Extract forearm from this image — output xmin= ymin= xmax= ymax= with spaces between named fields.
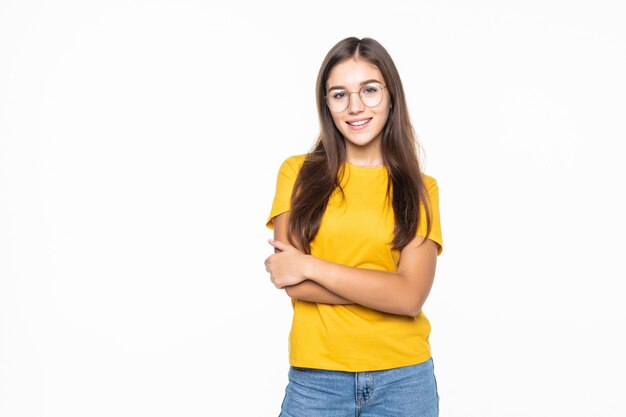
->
xmin=272 ymin=211 xmax=351 ymax=306
xmin=284 ymin=280 xmax=353 ymax=304
xmin=304 ymin=257 xmax=428 ymax=317
xmin=268 ymin=212 xmax=435 ymax=315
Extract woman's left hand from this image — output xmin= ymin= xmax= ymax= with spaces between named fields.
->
xmin=265 ymin=239 xmax=311 ymax=288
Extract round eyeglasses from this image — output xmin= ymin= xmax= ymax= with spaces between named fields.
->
xmin=325 ymin=83 xmax=388 ymax=113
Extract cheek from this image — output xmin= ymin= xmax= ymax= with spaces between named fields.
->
xmin=331 ymin=114 xmax=345 ymax=130
xmin=374 ymin=108 xmax=391 ymax=127
xmin=372 ymin=97 xmax=391 ymax=118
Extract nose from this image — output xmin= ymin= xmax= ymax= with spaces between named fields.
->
xmin=347 ymin=91 xmax=365 ymax=114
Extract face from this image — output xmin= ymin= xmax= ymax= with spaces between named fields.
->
xmin=325 ymin=57 xmax=391 ymax=153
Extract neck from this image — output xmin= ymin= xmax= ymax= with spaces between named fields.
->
xmin=345 ymin=142 xmax=382 ymax=168
xmin=347 ymin=160 xmax=383 ymax=168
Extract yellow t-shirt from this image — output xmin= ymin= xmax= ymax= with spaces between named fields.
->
xmin=266 ymin=154 xmax=443 ymax=372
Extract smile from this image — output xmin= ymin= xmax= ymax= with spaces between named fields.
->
xmin=347 ymin=118 xmax=372 ymax=127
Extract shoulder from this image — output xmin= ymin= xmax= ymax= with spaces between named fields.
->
xmin=278 ymin=154 xmax=308 ymax=176
xmin=420 ymin=173 xmax=439 ymax=191
xmin=282 ymin=153 xmax=308 ymax=168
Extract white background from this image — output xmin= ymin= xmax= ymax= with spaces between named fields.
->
xmin=1 ymin=1 xmax=625 ymax=416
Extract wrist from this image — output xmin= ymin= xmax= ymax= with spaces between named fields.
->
xmin=303 ymin=254 xmax=317 ymax=280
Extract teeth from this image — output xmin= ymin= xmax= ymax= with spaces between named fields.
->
xmin=348 ymin=119 xmax=370 ymax=126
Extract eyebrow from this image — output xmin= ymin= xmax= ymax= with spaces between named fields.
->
xmin=327 ymin=79 xmax=383 ymax=92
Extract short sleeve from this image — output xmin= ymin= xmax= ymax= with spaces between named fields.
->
xmin=416 ymin=176 xmax=443 ymax=255
xmin=266 ymin=156 xmax=304 ymax=229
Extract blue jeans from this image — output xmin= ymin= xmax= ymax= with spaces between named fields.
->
xmin=278 ymin=358 xmax=439 ymax=417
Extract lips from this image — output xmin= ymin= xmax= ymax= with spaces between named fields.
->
xmin=346 ymin=118 xmax=372 ymax=127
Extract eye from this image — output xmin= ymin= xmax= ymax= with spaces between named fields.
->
xmin=331 ymin=90 xmax=348 ymax=100
xmin=362 ymin=85 xmax=380 ymax=95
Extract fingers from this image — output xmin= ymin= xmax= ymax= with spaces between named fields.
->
xmin=265 ymin=246 xmax=288 ymax=289
xmin=268 ymin=239 xmax=290 ymax=252
xmin=264 ymin=256 xmax=279 ymax=287
xmin=267 ymin=270 xmax=283 ymax=289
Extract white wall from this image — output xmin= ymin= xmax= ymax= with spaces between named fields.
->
xmin=1 ymin=1 xmax=625 ymax=416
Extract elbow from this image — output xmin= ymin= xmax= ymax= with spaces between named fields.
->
xmin=400 ymin=283 xmax=432 ymax=317
xmin=402 ymin=298 xmax=425 ymax=318
xmin=284 ymin=285 xmax=299 ymax=299
xmin=391 ymin=300 xmax=421 ymax=317
xmin=404 ymin=305 xmax=422 ymax=318
xmin=408 ymin=308 xmax=422 ymax=318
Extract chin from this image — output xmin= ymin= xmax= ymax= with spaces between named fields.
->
xmin=344 ymin=133 xmax=377 ymax=147
xmin=349 ymin=140 xmax=375 ymax=148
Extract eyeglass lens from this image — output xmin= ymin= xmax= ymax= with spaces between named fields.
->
xmin=326 ymin=84 xmax=384 ymax=112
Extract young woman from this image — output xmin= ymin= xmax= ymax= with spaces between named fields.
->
xmin=264 ymin=37 xmax=443 ymax=417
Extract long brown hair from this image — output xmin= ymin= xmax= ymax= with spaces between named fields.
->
xmin=289 ymin=37 xmax=432 ymax=254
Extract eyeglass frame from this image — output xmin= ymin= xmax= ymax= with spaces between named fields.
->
xmin=324 ymin=83 xmax=388 ymax=112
